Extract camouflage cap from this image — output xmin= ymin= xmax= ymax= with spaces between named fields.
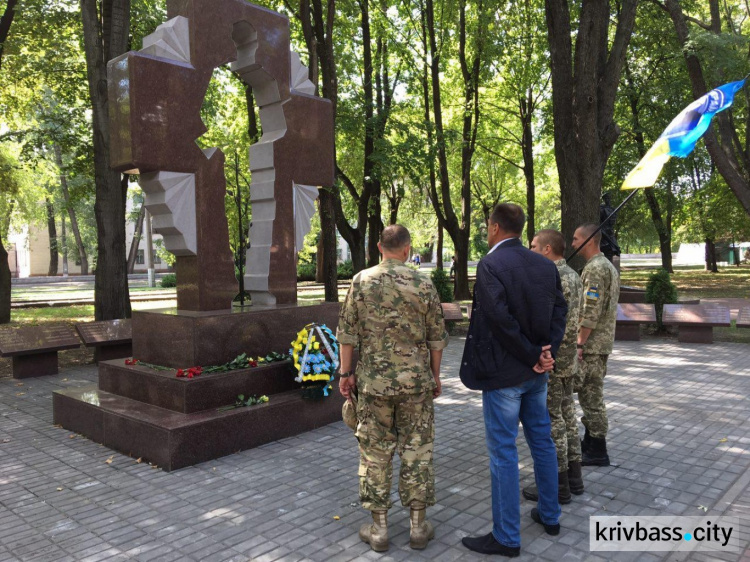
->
xmin=342 ymin=394 xmax=358 ymax=431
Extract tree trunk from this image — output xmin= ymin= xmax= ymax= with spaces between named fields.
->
xmin=315 ymin=232 xmax=324 ymax=283
xmin=361 ymin=0 xmax=379 ymax=270
xmin=127 ymin=203 xmax=145 ymax=273
xmin=81 ymin=0 xmax=131 ymax=319
xmin=624 ymin=68 xmax=673 ymax=272
xmin=300 ymin=0 xmax=348 ymax=300
xmin=423 ymin=0 xmax=478 ymax=300
xmin=55 ymin=145 xmax=88 ymax=275
xmin=705 ymin=238 xmax=718 ymax=272
xmin=319 ymin=188 xmax=338 ymax=301
xmin=387 ymin=182 xmax=401 ymax=224
xmin=645 ymin=190 xmax=672 ymax=272
xmin=46 ymin=197 xmax=58 ymax=276
xmin=419 ymin=4 xmax=439 ymax=265
xmin=366 ymin=201 xmax=383 ymax=267
xmin=61 ymin=211 xmax=69 ymax=276
xmin=521 ymin=90 xmax=535 ymax=245
xmin=0 ymin=231 xmax=10 ymax=324
xmin=664 ymin=0 xmax=750 ymax=216
xmin=453 ymin=234 xmax=470 ymax=300
xmin=436 ymin=226 xmax=443 ymax=269
xmin=0 ymin=0 xmax=18 ymax=72
xmin=545 ymin=0 xmax=638 ymax=268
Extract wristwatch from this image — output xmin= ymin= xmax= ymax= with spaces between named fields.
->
xmin=576 ymin=344 xmax=584 ymax=349
xmin=338 ymin=370 xmax=354 ymax=378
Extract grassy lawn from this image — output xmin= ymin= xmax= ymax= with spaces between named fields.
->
xmin=11 ymin=285 xmax=175 ymax=302
xmin=8 ymin=300 xmax=179 ymax=325
xmin=620 ymin=264 xmax=750 ymax=298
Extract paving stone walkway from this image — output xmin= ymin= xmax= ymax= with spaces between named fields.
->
xmin=1 ymin=337 xmax=750 ymax=561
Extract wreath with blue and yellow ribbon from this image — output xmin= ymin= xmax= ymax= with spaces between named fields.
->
xmin=290 ymin=323 xmax=339 ymax=399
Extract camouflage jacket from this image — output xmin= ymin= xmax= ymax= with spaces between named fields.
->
xmin=554 ymin=259 xmax=582 ymax=377
xmin=337 ymin=258 xmax=449 ymax=396
xmin=579 ymin=253 xmax=620 ymax=355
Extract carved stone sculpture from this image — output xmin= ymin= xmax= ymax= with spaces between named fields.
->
xmin=108 ymin=0 xmax=335 ymax=309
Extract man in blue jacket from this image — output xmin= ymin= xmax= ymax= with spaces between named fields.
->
xmin=460 ymin=203 xmax=568 ymax=558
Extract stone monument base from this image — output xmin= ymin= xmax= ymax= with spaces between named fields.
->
xmin=53 ymin=303 xmax=345 ymax=471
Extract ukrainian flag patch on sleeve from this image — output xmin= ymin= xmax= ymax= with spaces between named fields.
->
xmin=585 ymin=285 xmax=600 ymax=301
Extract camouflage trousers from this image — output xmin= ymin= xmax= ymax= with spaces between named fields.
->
xmin=356 ymin=392 xmax=435 ymax=511
xmin=547 ymin=374 xmax=581 ymax=471
xmin=576 ymin=354 xmax=609 ymax=438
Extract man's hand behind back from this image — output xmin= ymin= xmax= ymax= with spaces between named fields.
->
xmin=533 ymin=345 xmax=554 ymax=373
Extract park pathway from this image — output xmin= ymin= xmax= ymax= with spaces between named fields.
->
xmin=1 ymin=337 xmax=750 ymax=561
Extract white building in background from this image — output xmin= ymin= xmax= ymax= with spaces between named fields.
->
xmin=7 ymin=198 xmax=171 ymax=278
xmin=338 ymin=232 xmax=349 ymax=263
xmin=675 ymin=242 xmax=750 ymax=266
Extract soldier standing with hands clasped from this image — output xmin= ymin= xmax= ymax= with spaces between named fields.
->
xmin=524 ymin=229 xmax=585 ymax=504
xmin=571 ymin=223 xmax=620 ymax=467
xmin=337 ymin=225 xmax=448 ymax=553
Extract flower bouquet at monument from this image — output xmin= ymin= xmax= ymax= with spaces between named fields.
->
xmin=290 ymin=323 xmax=339 ymax=400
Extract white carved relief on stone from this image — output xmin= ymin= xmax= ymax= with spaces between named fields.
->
xmin=138 ymin=171 xmax=197 ymax=256
xmin=290 ymin=51 xmax=316 ymax=95
xmin=293 ymin=184 xmax=319 ymax=252
xmin=242 ymin=48 xmax=320 ymax=304
xmin=141 ymin=16 xmax=191 ymax=64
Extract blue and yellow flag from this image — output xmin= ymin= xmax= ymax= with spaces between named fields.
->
xmin=622 ymin=79 xmax=746 ymax=189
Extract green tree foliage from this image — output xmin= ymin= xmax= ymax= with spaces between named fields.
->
xmin=645 ymin=268 xmax=678 ymax=330
xmin=4 ymin=0 xmax=750 ymax=324
xmin=430 ymin=267 xmax=454 ymax=303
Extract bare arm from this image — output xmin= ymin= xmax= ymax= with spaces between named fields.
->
xmin=430 ymin=349 xmax=442 ymax=398
xmin=338 ymin=343 xmax=356 ymax=400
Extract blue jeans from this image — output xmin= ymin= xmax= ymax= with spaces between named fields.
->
xmin=483 ymin=374 xmax=560 ymax=548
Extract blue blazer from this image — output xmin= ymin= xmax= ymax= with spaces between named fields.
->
xmin=460 ymin=238 xmax=568 ymax=391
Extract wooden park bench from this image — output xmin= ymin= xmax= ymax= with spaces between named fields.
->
xmin=737 ymin=307 xmax=750 ymax=329
xmin=441 ymin=302 xmax=465 ymax=321
xmin=662 ymin=304 xmax=731 ymax=344
xmin=0 ymin=325 xmax=82 ymax=379
xmin=75 ymin=319 xmax=133 ymax=363
xmin=615 ymin=303 xmax=656 ymax=341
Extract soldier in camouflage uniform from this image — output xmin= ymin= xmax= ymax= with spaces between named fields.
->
xmin=571 ymin=223 xmax=620 ymax=467
xmin=337 ymin=224 xmax=448 ymax=553
xmin=523 ymin=230 xmax=584 ymax=504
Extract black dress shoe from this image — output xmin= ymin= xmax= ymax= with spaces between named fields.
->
xmin=530 ymin=508 xmax=560 ymax=536
xmin=461 ymin=532 xmax=520 ymax=557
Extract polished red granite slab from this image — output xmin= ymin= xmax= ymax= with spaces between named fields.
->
xmin=98 ymin=359 xmax=299 ymax=413
xmin=53 ymin=386 xmax=344 ymax=471
xmin=131 ymin=301 xmax=340 ymax=368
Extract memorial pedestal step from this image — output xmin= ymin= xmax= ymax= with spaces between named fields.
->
xmin=53 ymin=385 xmax=344 ymax=471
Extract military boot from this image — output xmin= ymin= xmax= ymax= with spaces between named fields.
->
xmin=409 ymin=501 xmax=435 ymax=549
xmin=580 ymin=428 xmax=591 ymax=454
xmin=359 ymin=509 xmax=388 ymax=552
xmin=521 ymin=471 xmax=572 ymax=504
xmin=581 ymin=436 xmax=610 ymax=467
xmin=567 ymin=460 xmax=584 ymax=495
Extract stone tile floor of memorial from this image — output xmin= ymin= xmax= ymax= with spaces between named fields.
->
xmin=1 ymin=337 xmax=750 ymax=562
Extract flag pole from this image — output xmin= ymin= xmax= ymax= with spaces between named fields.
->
xmin=566 ymin=189 xmax=641 ymax=262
